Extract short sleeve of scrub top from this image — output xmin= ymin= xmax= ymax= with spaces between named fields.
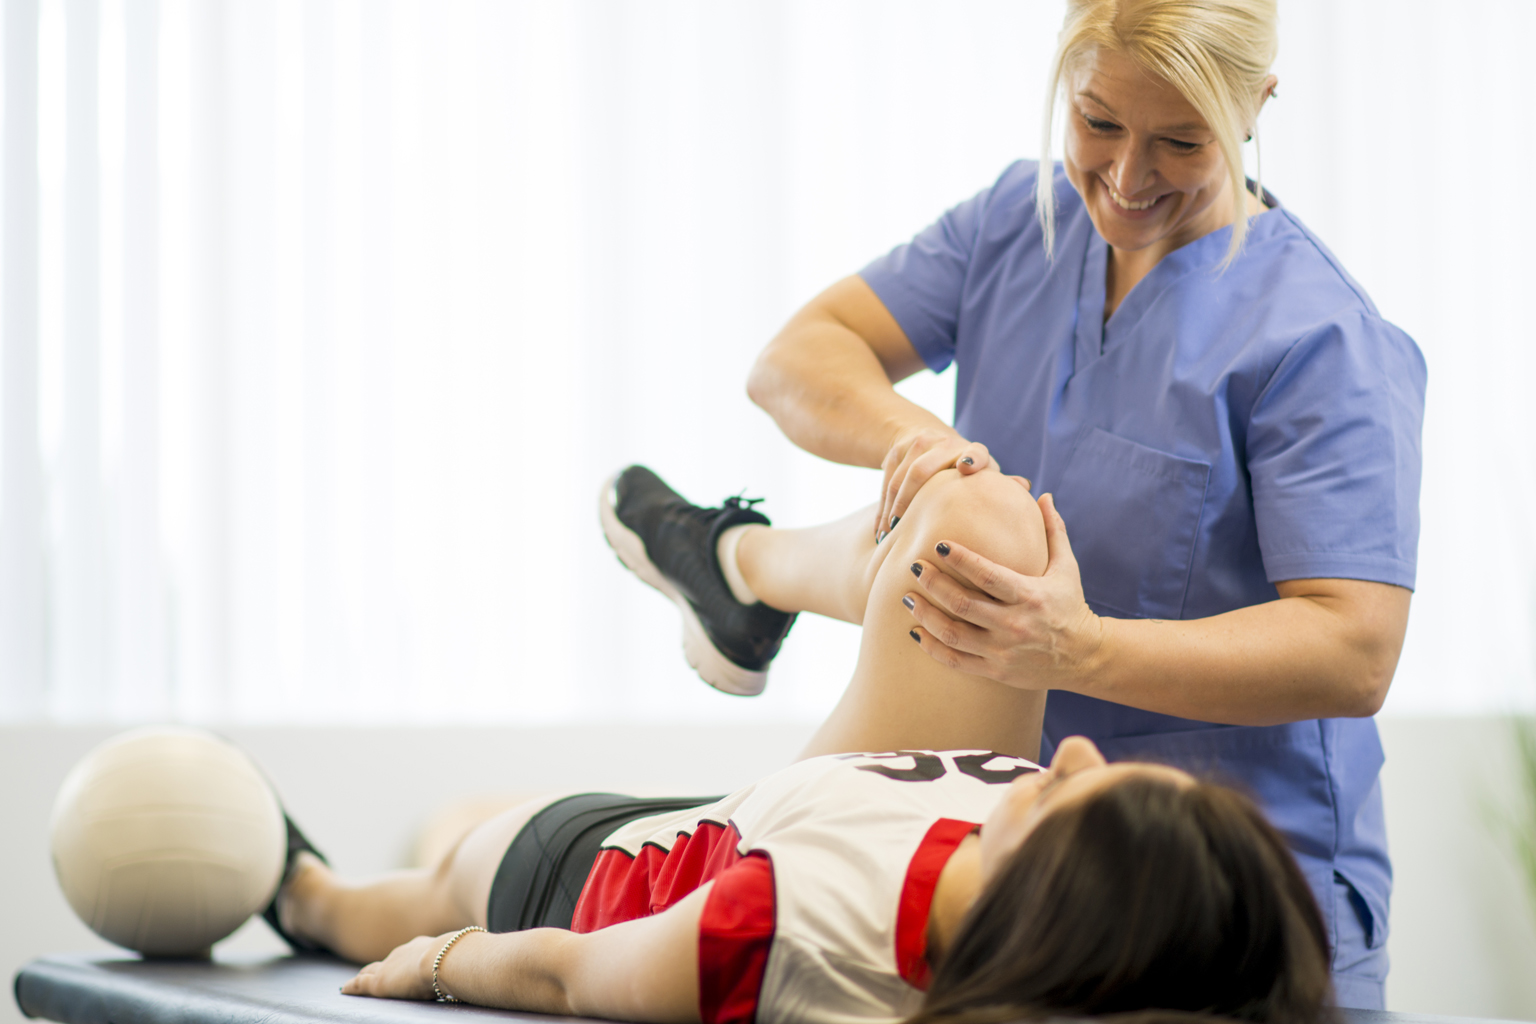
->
xmin=857 ymin=160 xmax=1427 ymax=980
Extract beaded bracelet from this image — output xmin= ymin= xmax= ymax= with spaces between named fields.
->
xmin=431 ymin=925 xmax=487 ymax=1003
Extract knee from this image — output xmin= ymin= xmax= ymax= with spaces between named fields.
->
xmin=898 ymin=469 xmax=1047 ymax=578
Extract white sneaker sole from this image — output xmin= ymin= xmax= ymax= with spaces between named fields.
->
xmin=599 ymin=472 xmax=768 ymax=697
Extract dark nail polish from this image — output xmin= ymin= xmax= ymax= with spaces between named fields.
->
xmin=902 ymin=595 xmax=915 ymax=611
xmin=936 ymin=542 xmax=951 ymax=557
xmin=890 ymin=515 xmax=901 ymax=529
xmin=876 ymin=531 xmax=886 ymax=544
xmin=910 ymin=562 xmax=922 ymax=578
xmin=909 ymin=629 xmax=922 ymax=643
xmin=960 ymin=456 xmax=974 ymax=466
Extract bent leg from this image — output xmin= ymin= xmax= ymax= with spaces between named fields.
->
xmin=735 ymin=503 xmax=879 ymax=624
xmin=290 ymin=474 xmax=1048 ymax=961
xmin=280 ymin=793 xmax=569 ymax=963
xmin=800 ymin=469 xmax=1049 ymax=761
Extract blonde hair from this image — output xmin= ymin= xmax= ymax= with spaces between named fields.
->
xmin=1036 ymin=0 xmax=1278 ymax=267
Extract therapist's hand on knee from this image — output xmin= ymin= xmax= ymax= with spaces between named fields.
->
xmin=878 ymin=428 xmax=1009 ymax=541
xmin=903 ymin=493 xmax=1101 ymax=688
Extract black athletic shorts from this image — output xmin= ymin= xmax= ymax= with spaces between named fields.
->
xmin=485 ymin=792 xmax=720 ymax=932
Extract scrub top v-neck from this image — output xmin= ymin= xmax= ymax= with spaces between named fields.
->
xmin=859 ymin=160 xmax=1426 ymax=985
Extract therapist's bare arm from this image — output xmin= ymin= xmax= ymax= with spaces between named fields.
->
xmin=903 ymin=495 xmax=1412 ymax=725
xmin=749 ymin=276 xmax=998 ymax=535
xmin=749 ymin=275 xmax=933 ymax=465
xmin=1080 ymin=578 xmax=1411 ymax=723
xmin=342 ymin=884 xmax=706 ymax=1023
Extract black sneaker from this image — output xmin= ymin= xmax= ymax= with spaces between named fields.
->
xmin=261 ymin=814 xmax=328 ymax=953
xmin=600 ymin=465 xmax=797 ymax=696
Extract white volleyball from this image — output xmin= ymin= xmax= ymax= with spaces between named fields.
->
xmin=49 ymin=726 xmax=287 ymax=956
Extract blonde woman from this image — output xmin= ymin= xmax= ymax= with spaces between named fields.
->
xmin=698 ymin=0 xmax=1422 ymax=1009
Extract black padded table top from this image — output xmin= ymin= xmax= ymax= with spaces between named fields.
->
xmin=14 ymin=953 xmax=585 ymax=1024
xmin=12 ymin=953 xmax=1531 ymax=1024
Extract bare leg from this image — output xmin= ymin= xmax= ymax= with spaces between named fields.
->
xmin=280 ymin=792 xmax=571 ymax=964
xmin=735 ymin=504 xmax=876 ymax=623
xmin=412 ymin=795 xmax=546 ymax=868
xmin=283 ymin=472 xmax=1048 ymax=961
xmin=792 ymin=469 xmax=1049 ymax=761
xmin=738 ymin=473 xmax=1043 ymax=627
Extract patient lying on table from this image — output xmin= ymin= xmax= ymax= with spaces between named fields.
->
xmin=269 ymin=467 xmax=1335 ymax=1024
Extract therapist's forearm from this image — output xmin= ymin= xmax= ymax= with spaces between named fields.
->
xmin=1072 ymin=581 xmax=1411 ymax=726
xmin=748 ymin=277 xmax=951 ymax=468
xmin=749 ymin=324 xmax=946 ymax=468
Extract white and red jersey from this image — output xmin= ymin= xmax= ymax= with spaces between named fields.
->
xmin=569 ymin=749 xmax=1042 ymax=1024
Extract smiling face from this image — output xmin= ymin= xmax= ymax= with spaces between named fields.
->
xmin=978 ymin=735 xmax=1192 ymax=881
xmin=1062 ymin=47 xmax=1238 ymax=264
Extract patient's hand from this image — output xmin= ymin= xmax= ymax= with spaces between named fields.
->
xmin=342 ymin=933 xmax=441 ymax=1001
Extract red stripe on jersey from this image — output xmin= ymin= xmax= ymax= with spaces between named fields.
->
xmin=698 ymin=852 xmax=776 ymax=1024
xmin=572 ymin=820 xmax=747 ymax=932
xmin=895 ymin=818 xmax=979 ymax=990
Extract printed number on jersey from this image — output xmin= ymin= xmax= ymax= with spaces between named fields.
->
xmin=837 ymin=750 xmax=1039 ymax=784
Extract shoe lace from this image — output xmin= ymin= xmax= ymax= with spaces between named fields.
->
xmin=724 ymin=492 xmax=765 ymax=512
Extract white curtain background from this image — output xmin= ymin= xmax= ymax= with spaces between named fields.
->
xmin=0 ymin=0 xmax=1530 ymax=725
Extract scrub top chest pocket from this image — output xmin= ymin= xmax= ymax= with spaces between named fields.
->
xmin=1055 ymin=428 xmax=1212 ymax=620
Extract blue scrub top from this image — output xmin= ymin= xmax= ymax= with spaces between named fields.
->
xmin=861 ymin=160 xmax=1426 ymax=959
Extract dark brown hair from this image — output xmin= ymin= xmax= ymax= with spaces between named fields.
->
xmin=909 ymin=775 xmax=1337 ymax=1024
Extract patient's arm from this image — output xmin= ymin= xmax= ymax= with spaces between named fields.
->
xmin=342 ymin=882 xmax=707 ymax=1024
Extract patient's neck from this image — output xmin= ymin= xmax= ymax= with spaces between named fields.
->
xmin=927 ymin=833 xmax=984 ymax=965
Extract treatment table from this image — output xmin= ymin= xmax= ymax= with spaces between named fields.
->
xmin=14 ymin=954 xmax=584 ymax=1024
xmin=12 ymin=953 xmax=1527 ymax=1024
